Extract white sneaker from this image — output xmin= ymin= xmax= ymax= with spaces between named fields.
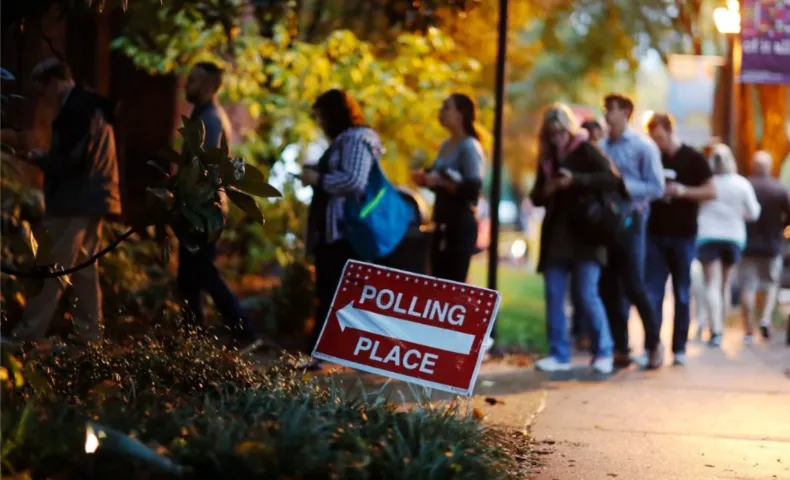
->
xmin=592 ymin=357 xmax=614 ymax=375
xmin=743 ymin=335 xmax=753 ymax=347
xmin=535 ymin=356 xmax=571 ymax=372
xmin=673 ymin=353 xmax=687 ymax=366
xmin=632 ymin=353 xmax=649 ymax=369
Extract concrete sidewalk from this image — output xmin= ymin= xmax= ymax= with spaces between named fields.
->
xmin=529 ymin=327 xmax=790 ymax=480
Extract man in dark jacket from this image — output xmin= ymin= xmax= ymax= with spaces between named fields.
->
xmin=178 ymin=62 xmax=259 ymax=349
xmin=12 ymin=58 xmax=121 ymax=345
xmin=738 ymin=151 xmax=790 ymax=343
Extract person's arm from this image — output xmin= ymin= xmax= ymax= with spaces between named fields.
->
xmin=623 ymin=139 xmax=665 ymax=200
xmin=571 ymin=143 xmax=621 ymax=190
xmin=440 ymin=139 xmax=484 ymax=198
xmin=529 ymin=164 xmax=550 ymax=207
xmin=742 ymin=178 xmax=762 ymax=221
xmin=320 ymin=136 xmax=374 ymax=196
xmin=673 ymin=151 xmax=716 ymax=201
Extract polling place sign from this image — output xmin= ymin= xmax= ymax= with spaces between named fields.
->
xmin=312 ymin=260 xmax=501 ymax=396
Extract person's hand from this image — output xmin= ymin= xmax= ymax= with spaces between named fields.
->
xmin=27 ymin=149 xmax=45 ymax=162
xmin=411 ymin=170 xmax=427 ymax=186
xmin=424 ymin=172 xmax=442 ymax=188
xmin=665 ymin=182 xmax=686 ymax=198
xmin=302 ymin=168 xmax=320 ymax=186
xmin=556 ymin=174 xmax=572 ymax=189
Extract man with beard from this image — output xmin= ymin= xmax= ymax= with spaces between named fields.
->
xmin=179 ymin=62 xmax=260 ymax=350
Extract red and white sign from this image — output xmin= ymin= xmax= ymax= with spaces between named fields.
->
xmin=312 ymin=260 xmax=501 ymax=396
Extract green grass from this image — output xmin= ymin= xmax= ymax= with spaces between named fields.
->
xmin=468 ymin=258 xmax=546 ymax=352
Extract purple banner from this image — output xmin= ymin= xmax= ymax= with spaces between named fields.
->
xmin=740 ymin=0 xmax=790 ymax=85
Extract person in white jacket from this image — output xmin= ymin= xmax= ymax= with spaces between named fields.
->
xmin=696 ymin=144 xmax=761 ymax=346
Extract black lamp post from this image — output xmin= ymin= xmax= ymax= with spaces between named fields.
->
xmin=486 ymin=0 xmax=508 ymax=342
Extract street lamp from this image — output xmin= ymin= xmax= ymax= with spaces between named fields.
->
xmin=713 ymin=0 xmax=741 ymax=150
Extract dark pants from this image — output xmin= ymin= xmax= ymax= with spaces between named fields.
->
xmin=645 ymin=235 xmax=696 ymax=354
xmin=600 ymin=210 xmax=660 ymax=354
xmin=430 ymin=218 xmax=477 ymax=283
xmin=309 ymin=239 xmax=357 ymax=353
xmin=177 ymin=242 xmax=255 ymax=342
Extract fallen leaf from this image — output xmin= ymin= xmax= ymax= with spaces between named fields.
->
xmin=472 ymin=407 xmax=486 ymax=420
xmin=485 ymin=397 xmax=504 ymax=406
xmin=607 ymin=474 xmax=618 ymax=478
xmin=705 ymin=464 xmax=715 ymax=468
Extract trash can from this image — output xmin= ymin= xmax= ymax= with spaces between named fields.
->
xmin=376 ymin=187 xmax=434 ymax=274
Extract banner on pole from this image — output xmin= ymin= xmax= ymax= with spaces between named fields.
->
xmin=740 ymin=0 xmax=790 ymax=85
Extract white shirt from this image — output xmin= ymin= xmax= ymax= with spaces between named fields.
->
xmin=697 ymin=173 xmax=761 ymax=248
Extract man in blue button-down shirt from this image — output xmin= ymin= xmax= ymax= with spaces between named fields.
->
xmin=600 ymin=93 xmax=665 ymax=369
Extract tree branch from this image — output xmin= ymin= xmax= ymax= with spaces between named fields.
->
xmin=1 ymin=227 xmax=138 ymax=279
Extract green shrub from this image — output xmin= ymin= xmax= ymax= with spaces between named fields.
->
xmin=1 ymin=331 xmax=521 ymax=479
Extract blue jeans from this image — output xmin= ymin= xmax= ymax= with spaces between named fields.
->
xmin=645 ymin=235 xmax=696 ymax=353
xmin=544 ymin=261 xmax=614 ymax=363
xmin=600 ymin=210 xmax=661 ymax=354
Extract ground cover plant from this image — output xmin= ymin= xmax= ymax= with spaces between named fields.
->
xmin=1 ymin=329 xmax=527 ymax=479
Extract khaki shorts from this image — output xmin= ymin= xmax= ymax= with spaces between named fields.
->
xmin=738 ymin=255 xmax=783 ymax=290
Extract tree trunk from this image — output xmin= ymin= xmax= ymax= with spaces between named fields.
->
xmin=755 ymin=84 xmax=789 ymax=177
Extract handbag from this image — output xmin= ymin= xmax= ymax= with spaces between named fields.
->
xmin=573 ymin=188 xmax=633 ymax=246
xmin=343 ymin=151 xmax=414 ymax=262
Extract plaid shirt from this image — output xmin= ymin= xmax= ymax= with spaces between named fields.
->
xmin=318 ymin=127 xmax=384 ymax=244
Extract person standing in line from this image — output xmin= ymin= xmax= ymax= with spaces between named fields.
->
xmin=529 ymin=104 xmax=618 ymax=374
xmin=696 ymin=144 xmax=761 ymax=346
xmin=302 ymin=89 xmax=383 ymax=370
xmin=570 ymin=118 xmax=607 ymax=351
xmin=581 ymin=118 xmax=606 ymax=145
xmin=412 ymin=93 xmax=485 ymax=283
xmin=178 ymin=62 xmax=260 ymax=350
xmin=10 ymin=58 xmax=121 ymax=347
xmin=738 ymin=151 xmax=790 ymax=344
xmin=599 ymin=93 xmax=665 ymax=369
xmin=644 ymin=113 xmax=716 ymax=365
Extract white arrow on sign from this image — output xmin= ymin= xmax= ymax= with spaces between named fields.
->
xmin=337 ymin=302 xmax=475 ymax=355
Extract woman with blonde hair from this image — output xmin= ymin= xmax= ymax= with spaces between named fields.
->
xmin=529 ymin=103 xmax=622 ymax=374
xmin=696 ymin=143 xmax=761 ymax=346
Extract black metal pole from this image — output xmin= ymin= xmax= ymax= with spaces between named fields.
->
xmin=487 ymin=0 xmax=508 ymax=338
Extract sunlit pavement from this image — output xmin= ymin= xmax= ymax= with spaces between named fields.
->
xmin=528 ymin=312 xmax=790 ymax=480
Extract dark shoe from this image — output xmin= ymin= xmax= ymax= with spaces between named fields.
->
xmin=708 ymin=333 xmax=723 ymax=347
xmin=613 ymin=353 xmax=632 ymax=369
xmin=297 ymin=358 xmax=324 ymax=371
xmin=760 ymin=325 xmax=771 ymax=340
xmin=647 ymin=343 xmax=665 ymax=370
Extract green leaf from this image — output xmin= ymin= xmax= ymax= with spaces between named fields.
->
xmin=179 ymin=115 xmax=206 ymax=156
xmin=146 ymin=187 xmax=175 ymax=209
xmin=178 ymin=158 xmax=202 ymax=197
xmin=23 ymin=362 xmax=52 ymax=396
xmin=203 ymin=206 xmax=225 ymax=243
xmin=201 ymin=147 xmax=226 ymax=166
xmin=154 ymin=147 xmax=184 ymax=166
xmin=147 ymin=160 xmax=171 ymax=178
xmin=226 ymin=187 xmax=264 ymax=223
xmin=181 ymin=207 xmax=205 ymax=233
xmin=232 ymin=164 xmax=282 ymax=198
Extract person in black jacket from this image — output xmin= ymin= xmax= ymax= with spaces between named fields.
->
xmin=530 ymin=104 xmax=621 ymax=375
xmin=11 ymin=58 xmax=120 ymax=347
xmin=412 ymin=93 xmax=485 ymax=283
